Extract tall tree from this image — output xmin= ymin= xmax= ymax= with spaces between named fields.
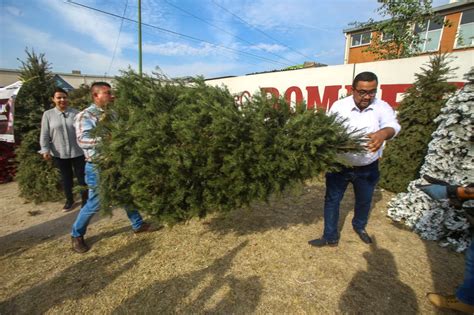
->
xmin=14 ymin=49 xmax=62 ymax=202
xmin=379 ymin=54 xmax=457 ymax=193
xmin=352 ymin=0 xmax=441 ymax=60
xmin=68 ymin=83 xmax=91 ymax=110
xmin=14 ymin=49 xmax=56 ymax=139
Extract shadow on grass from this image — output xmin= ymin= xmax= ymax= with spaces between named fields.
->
xmin=0 ymin=210 xmax=117 ymax=260
xmin=204 ymin=181 xmax=383 ymax=237
xmin=339 ymin=237 xmax=419 ymax=313
xmin=0 ymin=236 xmax=152 ymax=314
xmin=113 ymin=241 xmax=262 ymax=314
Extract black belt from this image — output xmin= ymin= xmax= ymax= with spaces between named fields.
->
xmin=349 ymin=160 xmax=379 ymax=170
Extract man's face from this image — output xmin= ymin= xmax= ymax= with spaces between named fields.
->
xmin=352 ymin=80 xmax=377 ymax=110
xmin=93 ymin=86 xmax=114 ymax=108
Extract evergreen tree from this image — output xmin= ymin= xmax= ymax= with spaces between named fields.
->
xmin=14 ymin=49 xmax=62 ymax=202
xmin=14 ymin=49 xmax=55 ymax=138
xmin=379 ymin=54 xmax=457 ymax=193
xmin=68 ymin=83 xmax=91 ymax=110
xmin=94 ymin=70 xmax=364 ymax=224
xmin=15 ymin=129 xmax=62 ymax=202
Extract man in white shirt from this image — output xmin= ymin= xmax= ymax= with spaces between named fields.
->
xmin=309 ymin=71 xmax=401 ymax=247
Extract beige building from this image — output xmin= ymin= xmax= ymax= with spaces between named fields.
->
xmin=0 ymin=68 xmax=114 ymax=89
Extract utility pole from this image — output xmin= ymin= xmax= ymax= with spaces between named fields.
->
xmin=138 ymin=0 xmax=142 ymax=76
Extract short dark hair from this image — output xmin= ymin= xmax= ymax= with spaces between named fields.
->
xmin=352 ymin=72 xmax=378 ymax=88
xmin=91 ymin=81 xmax=111 ymax=90
xmin=51 ymin=87 xmax=68 ymax=97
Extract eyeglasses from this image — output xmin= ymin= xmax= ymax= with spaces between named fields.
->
xmin=355 ymin=89 xmax=377 ymax=97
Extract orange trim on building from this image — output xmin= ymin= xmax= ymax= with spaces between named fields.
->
xmin=440 ymin=12 xmax=461 ymax=52
xmin=344 ymin=4 xmax=474 ymax=64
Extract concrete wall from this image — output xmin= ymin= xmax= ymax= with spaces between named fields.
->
xmin=0 ymin=69 xmax=114 ymax=88
xmin=206 ymin=50 xmax=473 ymax=110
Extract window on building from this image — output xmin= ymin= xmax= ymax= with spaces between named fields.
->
xmin=455 ymin=8 xmax=474 ymax=48
xmin=381 ymin=32 xmax=394 ymax=42
xmin=351 ymin=32 xmax=371 ymax=47
xmin=415 ymin=17 xmax=444 ymax=52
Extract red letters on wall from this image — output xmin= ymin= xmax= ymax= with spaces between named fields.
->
xmin=247 ymin=82 xmax=464 ymax=110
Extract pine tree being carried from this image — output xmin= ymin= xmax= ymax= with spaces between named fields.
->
xmin=93 ymin=70 xmax=366 ymax=224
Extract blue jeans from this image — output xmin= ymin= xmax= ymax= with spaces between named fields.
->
xmin=322 ymin=161 xmax=380 ymax=242
xmin=71 ymin=162 xmax=144 ymax=237
xmin=456 ymin=233 xmax=474 ymax=305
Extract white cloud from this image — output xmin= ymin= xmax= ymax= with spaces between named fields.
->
xmin=143 ymin=42 xmax=219 ymax=56
xmin=249 ymin=43 xmax=286 ymax=53
xmin=4 ymin=17 xmax=135 ymax=75
xmin=41 ymin=0 xmax=135 ymax=54
xmin=160 ymin=61 xmax=241 ymax=78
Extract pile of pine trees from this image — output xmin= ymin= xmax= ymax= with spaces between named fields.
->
xmin=379 ymin=55 xmax=457 ymax=193
xmin=94 ymin=70 xmax=364 ymax=223
xmin=14 ymin=50 xmax=63 ymax=202
xmin=387 ymin=67 xmax=473 ymax=252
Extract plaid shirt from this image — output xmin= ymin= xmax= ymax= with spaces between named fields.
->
xmin=74 ymin=104 xmax=104 ymax=162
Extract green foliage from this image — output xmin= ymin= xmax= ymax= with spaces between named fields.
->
xmin=352 ymin=0 xmax=442 ymax=60
xmin=14 ymin=49 xmax=56 ymax=139
xmin=68 ymin=84 xmax=91 ymax=110
xmin=379 ymin=54 xmax=457 ymax=192
xmin=94 ymin=70 xmax=364 ymax=224
xmin=283 ymin=64 xmax=304 ymax=70
xmin=15 ymin=129 xmax=62 ymax=203
xmin=14 ymin=49 xmax=61 ymax=203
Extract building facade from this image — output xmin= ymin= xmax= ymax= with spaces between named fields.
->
xmin=343 ymin=0 xmax=474 ymax=64
xmin=0 ymin=68 xmax=114 ymax=89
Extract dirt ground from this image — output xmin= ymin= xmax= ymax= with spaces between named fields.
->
xmin=0 ymin=180 xmax=466 ymax=314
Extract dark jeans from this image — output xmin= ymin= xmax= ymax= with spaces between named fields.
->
xmin=322 ymin=160 xmax=380 ymax=242
xmin=53 ymin=155 xmax=86 ymax=202
xmin=457 ymin=233 xmax=474 ymax=305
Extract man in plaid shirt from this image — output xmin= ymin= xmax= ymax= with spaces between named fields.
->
xmin=71 ymin=82 xmax=155 ymax=253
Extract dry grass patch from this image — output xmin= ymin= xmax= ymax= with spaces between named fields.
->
xmin=0 ymin=181 xmax=465 ymax=314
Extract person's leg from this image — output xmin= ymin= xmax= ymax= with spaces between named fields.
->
xmin=71 ymin=162 xmax=100 ymax=237
xmin=124 ymin=206 xmax=144 ymax=231
xmin=72 ymin=155 xmax=88 ymax=206
xmin=322 ymin=170 xmax=350 ymax=241
xmin=53 ymin=157 xmax=74 ymax=203
xmin=456 ymin=234 xmax=474 ymax=305
xmin=352 ymin=163 xmax=379 ymax=231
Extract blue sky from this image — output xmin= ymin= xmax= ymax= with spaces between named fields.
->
xmin=1 ymin=0 xmax=449 ymax=79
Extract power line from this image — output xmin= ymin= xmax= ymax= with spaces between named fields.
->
xmin=65 ymin=0 xmax=290 ymax=67
xmin=211 ymin=0 xmax=313 ymax=61
xmin=106 ymin=0 xmax=129 ymax=76
xmin=163 ymin=0 xmax=298 ymax=66
xmin=139 ymin=26 xmax=265 ymax=69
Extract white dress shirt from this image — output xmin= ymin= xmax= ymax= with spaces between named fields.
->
xmin=329 ymin=95 xmax=401 ymax=167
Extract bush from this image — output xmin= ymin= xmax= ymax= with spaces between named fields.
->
xmin=15 ymin=129 xmax=62 ymax=203
xmin=379 ymin=54 xmax=457 ymax=193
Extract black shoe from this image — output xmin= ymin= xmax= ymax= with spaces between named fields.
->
xmin=308 ymin=238 xmax=339 ymax=247
xmin=354 ymin=229 xmax=373 ymax=244
xmin=63 ymin=200 xmax=74 ymax=212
